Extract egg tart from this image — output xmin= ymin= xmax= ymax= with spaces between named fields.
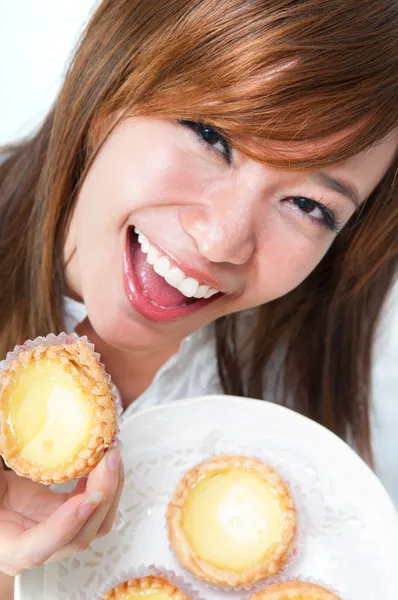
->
xmin=167 ymin=456 xmax=297 ymax=587
xmin=102 ymin=575 xmax=191 ymax=599
xmin=0 ymin=338 xmax=117 ymax=484
xmin=250 ymin=581 xmax=342 ymax=599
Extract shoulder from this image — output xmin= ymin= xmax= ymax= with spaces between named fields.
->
xmin=63 ymin=296 xmax=88 ymax=333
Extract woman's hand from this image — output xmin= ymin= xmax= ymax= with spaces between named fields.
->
xmin=0 ymin=446 xmax=124 ymax=576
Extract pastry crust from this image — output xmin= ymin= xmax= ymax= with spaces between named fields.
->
xmin=0 ymin=341 xmax=116 ymax=484
xmin=250 ymin=581 xmax=342 ymax=599
xmin=102 ymin=575 xmax=191 ymax=599
xmin=167 ymin=456 xmax=297 ymax=587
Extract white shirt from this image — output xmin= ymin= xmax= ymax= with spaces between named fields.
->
xmin=64 ymin=294 xmax=398 ymax=508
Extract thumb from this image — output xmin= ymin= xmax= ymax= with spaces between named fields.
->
xmin=0 ymin=508 xmax=37 ymax=532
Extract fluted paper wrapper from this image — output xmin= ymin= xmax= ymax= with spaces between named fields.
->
xmin=0 ymin=332 xmax=123 ymax=484
xmin=96 ymin=564 xmax=203 ymax=599
xmin=248 ymin=576 xmax=342 ymax=598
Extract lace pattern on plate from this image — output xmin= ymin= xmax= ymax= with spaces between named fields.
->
xmin=36 ymin=397 xmax=397 ymax=600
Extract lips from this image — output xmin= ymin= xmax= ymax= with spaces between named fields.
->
xmin=123 ymin=227 xmax=222 ymax=323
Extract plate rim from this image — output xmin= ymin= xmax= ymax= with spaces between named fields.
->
xmin=121 ymin=393 xmax=398 ymax=521
xmin=16 ymin=394 xmax=398 ymax=600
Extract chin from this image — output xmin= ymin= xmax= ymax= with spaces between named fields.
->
xmin=85 ymin=297 xmax=176 ymax=353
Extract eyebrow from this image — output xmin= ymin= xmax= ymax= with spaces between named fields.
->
xmin=311 ymin=172 xmax=360 ymax=209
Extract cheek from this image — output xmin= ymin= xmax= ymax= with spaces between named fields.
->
xmin=75 ymin=132 xmax=211 ymax=234
xmin=247 ymin=226 xmax=330 ymax=305
xmin=63 ymin=210 xmax=77 ymax=264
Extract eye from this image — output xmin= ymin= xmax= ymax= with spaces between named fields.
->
xmin=287 ymin=196 xmax=344 ymax=233
xmin=178 ymin=120 xmax=232 ymax=164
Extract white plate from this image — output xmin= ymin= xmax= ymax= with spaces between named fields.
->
xmin=16 ymin=395 xmax=398 ymax=600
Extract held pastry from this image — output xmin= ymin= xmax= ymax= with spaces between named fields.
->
xmin=0 ymin=336 xmax=118 ymax=484
xmin=249 ymin=581 xmax=342 ymax=599
xmin=167 ymin=455 xmax=297 ymax=587
xmin=102 ymin=575 xmax=192 ymax=599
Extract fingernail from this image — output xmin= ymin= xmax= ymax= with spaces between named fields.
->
xmin=78 ymin=492 xmax=102 ymax=520
xmin=106 ymin=448 xmax=120 ymax=470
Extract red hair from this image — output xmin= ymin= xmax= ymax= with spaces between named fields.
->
xmin=1 ymin=0 xmax=398 ymax=460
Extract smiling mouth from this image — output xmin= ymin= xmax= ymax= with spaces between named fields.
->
xmin=123 ymin=227 xmax=223 ymax=322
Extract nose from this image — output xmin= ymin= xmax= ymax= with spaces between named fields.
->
xmin=181 ymin=184 xmax=257 ymax=265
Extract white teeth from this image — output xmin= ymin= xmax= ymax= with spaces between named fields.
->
xmin=134 ymin=227 xmax=221 ymax=300
xmin=178 ymin=277 xmax=199 ymax=298
xmin=153 ymin=256 xmax=170 ymax=276
xmin=146 ymin=246 xmax=160 ymax=265
xmin=204 ymin=287 xmax=218 ymax=299
xmin=193 ymin=284 xmax=209 ymax=299
xmin=165 ymin=266 xmax=185 ymax=288
xmin=141 ymin=238 xmax=149 ymax=253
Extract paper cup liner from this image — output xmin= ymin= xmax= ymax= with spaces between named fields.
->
xmin=2 ymin=331 xmax=123 ymax=430
xmin=248 ymin=575 xmax=343 ymax=598
xmin=165 ymin=453 xmax=302 ymax=593
xmin=96 ymin=564 xmax=204 ymax=599
xmin=0 ymin=332 xmax=123 ymax=483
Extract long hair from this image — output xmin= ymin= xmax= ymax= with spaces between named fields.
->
xmin=1 ymin=0 xmax=398 ymax=461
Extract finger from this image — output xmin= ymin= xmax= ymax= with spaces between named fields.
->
xmin=0 ymin=561 xmax=23 ymax=577
xmin=0 ymin=511 xmax=38 ymax=571
xmin=48 ymin=447 xmax=121 ymax=560
xmin=68 ymin=448 xmax=121 ymax=540
xmin=69 ymin=446 xmax=120 ymax=500
xmin=0 ymin=563 xmax=12 ymax=576
xmin=10 ymin=491 xmax=102 ymax=572
xmin=96 ymin=458 xmax=124 ymax=537
xmin=68 ymin=477 xmax=87 ymax=499
xmin=0 ymin=509 xmax=37 ymax=530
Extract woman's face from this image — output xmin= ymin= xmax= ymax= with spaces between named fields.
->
xmin=64 ymin=117 xmax=397 ymax=352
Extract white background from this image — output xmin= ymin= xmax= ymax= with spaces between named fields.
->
xmin=0 ymin=0 xmax=97 ymax=144
xmin=0 ymin=1 xmax=397 ymax=507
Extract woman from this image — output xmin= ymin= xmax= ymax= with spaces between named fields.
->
xmin=0 ymin=0 xmax=397 ymax=594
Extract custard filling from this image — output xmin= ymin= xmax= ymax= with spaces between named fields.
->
xmin=182 ymin=468 xmax=284 ymax=571
xmin=6 ymin=360 xmax=93 ymax=467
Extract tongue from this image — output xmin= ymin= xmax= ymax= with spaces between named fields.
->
xmin=132 ymin=239 xmax=189 ymax=308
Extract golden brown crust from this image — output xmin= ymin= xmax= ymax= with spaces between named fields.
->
xmin=250 ymin=581 xmax=342 ymax=599
xmin=167 ymin=455 xmax=297 ymax=587
xmin=0 ymin=341 xmax=116 ymax=484
xmin=102 ymin=575 xmax=191 ymax=599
